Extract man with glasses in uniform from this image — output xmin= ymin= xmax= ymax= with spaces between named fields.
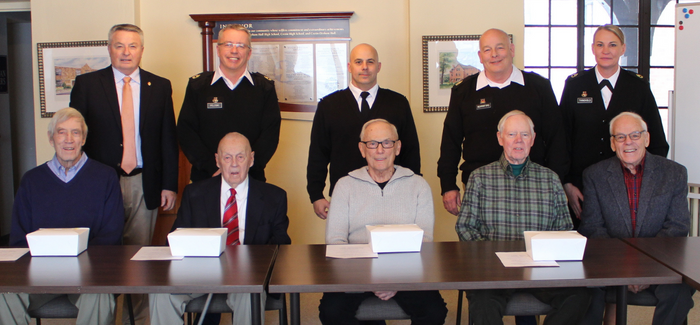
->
xmin=178 ymin=24 xmax=281 ymax=184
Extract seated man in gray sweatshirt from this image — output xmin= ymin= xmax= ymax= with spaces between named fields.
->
xmin=319 ymin=118 xmax=447 ymax=325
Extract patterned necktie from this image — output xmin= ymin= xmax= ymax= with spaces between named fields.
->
xmin=120 ymin=76 xmax=137 ymax=174
xmin=360 ymin=91 xmax=371 ymax=118
xmin=223 ymin=188 xmax=240 ymax=245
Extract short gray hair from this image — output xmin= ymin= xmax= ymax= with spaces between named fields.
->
xmin=48 ymin=107 xmax=87 ymax=138
xmin=218 ymin=24 xmax=252 ymax=46
xmin=609 ymin=112 xmax=648 ymax=135
xmin=109 ymin=24 xmax=144 ymax=46
xmin=360 ymin=119 xmax=398 ymax=140
xmin=497 ymin=110 xmax=534 ymax=133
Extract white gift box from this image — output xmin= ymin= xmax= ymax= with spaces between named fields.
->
xmin=366 ymin=224 xmax=424 ymax=253
xmin=168 ymin=228 xmax=227 ymax=257
xmin=524 ymin=231 xmax=587 ymax=261
xmin=26 ymin=228 xmax=90 ymax=256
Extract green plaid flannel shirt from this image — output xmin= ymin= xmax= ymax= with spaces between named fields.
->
xmin=456 ymin=154 xmax=572 ymax=241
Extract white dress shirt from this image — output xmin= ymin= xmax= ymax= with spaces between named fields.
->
xmin=348 ymin=83 xmax=379 ymax=112
xmin=219 ymin=176 xmax=249 ymax=243
xmin=595 ymin=65 xmax=620 ymax=109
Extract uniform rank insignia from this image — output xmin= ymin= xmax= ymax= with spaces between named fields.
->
xmin=191 ymin=73 xmax=201 ymax=79
xmin=207 ymin=97 xmax=223 ymax=109
xmin=577 ymin=91 xmax=593 ymax=104
xmin=476 ymin=98 xmax=491 ymax=110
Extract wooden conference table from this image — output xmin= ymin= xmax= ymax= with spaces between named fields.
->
xmin=268 ymin=239 xmax=682 ymax=325
xmin=623 ymin=236 xmax=700 ymax=290
xmin=0 ymin=245 xmax=277 ymax=325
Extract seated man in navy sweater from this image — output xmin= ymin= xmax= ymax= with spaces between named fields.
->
xmin=0 ymin=107 xmax=124 ymax=325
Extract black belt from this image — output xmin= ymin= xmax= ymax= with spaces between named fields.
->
xmin=119 ymin=168 xmax=143 ymax=177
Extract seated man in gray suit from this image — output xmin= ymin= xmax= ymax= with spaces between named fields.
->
xmin=149 ymin=132 xmax=291 ymax=325
xmin=579 ymin=111 xmax=695 ymax=325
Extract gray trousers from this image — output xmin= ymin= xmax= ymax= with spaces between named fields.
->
xmin=0 ymin=293 xmax=115 ymax=325
xmin=120 ymin=173 xmax=159 ymax=325
xmin=149 ymin=292 xmax=266 ymax=325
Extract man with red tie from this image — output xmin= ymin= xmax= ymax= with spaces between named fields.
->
xmin=149 ymin=132 xmax=291 ymax=325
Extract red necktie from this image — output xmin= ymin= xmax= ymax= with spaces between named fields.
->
xmin=223 ymin=188 xmax=240 ymax=245
xmin=120 ymin=76 xmax=137 ymax=174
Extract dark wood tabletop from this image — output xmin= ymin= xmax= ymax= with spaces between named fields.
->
xmin=622 ymin=236 xmax=700 ymax=290
xmin=269 ymin=239 xmax=681 ymax=293
xmin=0 ymin=245 xmax=277 ymax=294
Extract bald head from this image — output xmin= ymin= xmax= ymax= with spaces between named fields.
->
xmin=216 ymin=132 xmax=255 ymax=188
xmin=348 ymin=43 xmax=381 ymax=91
xmin=478 ymin=28 xmax=515 ymax=83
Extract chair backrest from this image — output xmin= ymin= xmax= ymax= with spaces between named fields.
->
xmin=504 ymin=292 xmax=554 ymax=316
xmin=184 ymin=293 xmax=287 ymax=325
xmin=355 ymin=296 xmax=410 ymax=321
xmin=26 ymin=295 xmax=79 ymax=319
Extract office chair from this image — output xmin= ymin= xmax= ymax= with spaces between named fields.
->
xmin=184 ymin=293 xmax=287 ymax=325
xmin=457 ymin=290 xmax=552 ymax=325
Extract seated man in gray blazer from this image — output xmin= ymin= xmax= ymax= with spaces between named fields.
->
xmin=579 ymin=111 xmax=695 ymax=325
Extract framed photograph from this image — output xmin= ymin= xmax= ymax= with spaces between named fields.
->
xmin=422 ymin=35 xmax=484 ymax=113
xmin=38 ymin=41 xmax=110 ymax=117
xmin=212 ymin=40 xmax=349 ymax=121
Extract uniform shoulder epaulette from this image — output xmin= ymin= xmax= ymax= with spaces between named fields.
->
xmin=568 ymin=72 xmax=579 ymax=79
xmin=636 ymin=73 xmax=644 ymax=79
xmin=454 ymin=79 xmax=464 ymax=87
xmin=190 ymin=73 xmax=201 ymax=80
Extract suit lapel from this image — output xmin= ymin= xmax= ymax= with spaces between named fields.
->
xmin=206 ymin=176 xmax=223 ymax=228
xmin=606 ymin=159 xmax=634 ymax=237
xmin=635 ymin=155 xmax=655 ymax=236
xmin=99 ymin=67 xmax=122 ymax=129
xmin=244 ymin=179 xmax=263 ymax=245
xmin=139 ymin=69 xmax=151 ymax=133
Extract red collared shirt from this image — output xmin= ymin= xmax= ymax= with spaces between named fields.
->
xmin=621 ymin=154 xmax=646 ymax=236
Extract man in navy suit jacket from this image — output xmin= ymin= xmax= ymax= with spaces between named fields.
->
xmin=579 ymin=112 xmax=694 ymax=325
xmin=149 ymin=132 xmax=291 ymax=325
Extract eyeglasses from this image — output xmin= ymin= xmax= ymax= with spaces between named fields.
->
xmin=611 ymin=130 xmax=646 ymax=143
xmin=360 ymin=140 xmax=397 ymax=149
xmin=218 ymin=42 xmax=250 ymax=49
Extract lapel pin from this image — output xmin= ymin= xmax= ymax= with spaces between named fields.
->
xmin=147 ymin=82 xmax=152 ymax=86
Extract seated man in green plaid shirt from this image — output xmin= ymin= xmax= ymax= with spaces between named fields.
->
xmin=455 ymin=110 xmax=590 ymax=325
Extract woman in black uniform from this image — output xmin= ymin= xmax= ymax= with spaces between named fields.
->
xmin=560 ymin=24 xmax=669 ymax=225
xmin=560 ymin=24 xmax=670 ymax=325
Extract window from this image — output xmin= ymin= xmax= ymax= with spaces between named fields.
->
xmin=524 ymin=0 xmax=688 ymax=117
xmin=524 ymin=0 xmax=696 ymax=134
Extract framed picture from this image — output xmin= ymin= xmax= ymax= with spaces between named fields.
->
xmin=422 ymin=35 xmax=482 ymax=112
xmin=38 ymin=41 xmax=110 ymax=117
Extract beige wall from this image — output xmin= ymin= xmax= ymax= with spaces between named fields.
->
xmin=30 ymin=0 xmax=524 ymax=244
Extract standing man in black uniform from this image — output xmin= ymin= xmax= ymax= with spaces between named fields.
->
xmin=178 ymin=24 xmax=281 ymax=183
xmin=438 ymin=28 xmax=568 ymax=216
xmin=307 ymin=43 xmax=421 ymax=219
xmin=559 ymin=24 xmax=668 ymax=225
